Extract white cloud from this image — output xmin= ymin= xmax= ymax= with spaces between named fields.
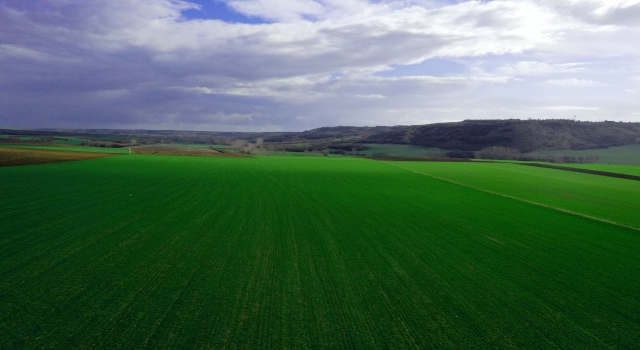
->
xmin=354 ymin=94 xmax=387 ymax=99
xmin=544 ymin=78 xmax=607 ymax=87
xmin=1 ymin=0 xmax=640 ymax=129
xmin=541 ymin=106 xmax=599 ymax=111
xmin=225 ymin=0 xmax=371 ymax=22
xmin=494 ymin=61 xmax=586 ymax=76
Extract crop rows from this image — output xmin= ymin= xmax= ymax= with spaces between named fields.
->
xmin=1 ymin=155 xmax=640 ymax=348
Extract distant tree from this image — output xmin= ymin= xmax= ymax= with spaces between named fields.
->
xmin=130 ymin=139 xmax=137 ymax=146
xmin=231 ymin=139 xmax=248 ymax=150
xmin=242 ymin=143 xmax=257 ymax=154
xmin=372 ymin=152 xmax=388 ymax=158
xmin=446 ymin=151 xmax=475 ymax=159
xmin=256 ymin=138 xmax=264 ymax=148
xmin=351 ymin=147 xmax=357 ymax=156
xmin=321 ymin=149 xmax=329 ymax=156
xmin=475 ymin=146 xmax=521 ymax=160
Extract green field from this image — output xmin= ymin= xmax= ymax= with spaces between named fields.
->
xmin=391 ymin=161 xmax=640 ymax=228
xmin=524 ymin=145 xmax=640 ymax=165
xmin=2 ymin=156 xmax=640 ymax=348
xmin=0 ymin=144 xmax=130 ymax=154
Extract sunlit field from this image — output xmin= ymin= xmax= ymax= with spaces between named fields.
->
xmin=1 ymin=155 xmax=640 ymax=348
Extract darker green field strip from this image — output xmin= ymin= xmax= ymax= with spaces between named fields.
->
xmin=520 ymin=163 xmax=640 ymax=182
xmin=555 ymin=163 xmax=640 ymax=178
xmin=2 ymin=155 xmax=640 ymax=348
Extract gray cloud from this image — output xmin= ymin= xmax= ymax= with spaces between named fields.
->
xmin=0 ymin=0 xmax=639 ymax=130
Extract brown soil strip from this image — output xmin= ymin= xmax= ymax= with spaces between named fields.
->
xmin=383 ymin=161 xmax=640 ymax=232
xmin=0 ymin=147 xmax=118 ymax=167
xmin=520 ymin=163 xmax=640 ymax=182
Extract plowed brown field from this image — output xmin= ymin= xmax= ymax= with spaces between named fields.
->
xmin=0 ymin=147 xmax=118 ymax=167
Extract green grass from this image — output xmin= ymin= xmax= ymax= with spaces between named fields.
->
xmin=390 ymin=160 xmax=640 ymax=228
xmin=2 ymin=156 xmax=640 ymax=348
xmin=361 ymin=143 xmax=447 ymax=157
xmin=552 ymin=163 xmax=640 ymax=177
xmin=524 ymin=145 xmax=640 ymax=165
xmin=0 ymin=144 xmax=130 ymax=154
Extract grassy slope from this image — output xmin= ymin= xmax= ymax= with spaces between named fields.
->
xmin=524 ymin=144 xmax=640 ymax=165
xmin=1 ymin=156 xmax=640 ymax=348
xmin=361 ymin=143 xmax=446 ymax=157
xmin=0 ymin=144 xmax=130 ymax=154
xmin=391 ymin=161 xmax=640 ymax=228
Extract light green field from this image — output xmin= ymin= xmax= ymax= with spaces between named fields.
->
xmin=361 ymin=143 xmax=447 ymax=157
xmin=1 ymin=156 xmax=640 ymax=348
xmin=0 ymin=144 xmax=130 ymax=154
xmin=390 ymin=160 xmax=640 ymax=228
xmin=525 ymin=145 xmax=640 ymax=165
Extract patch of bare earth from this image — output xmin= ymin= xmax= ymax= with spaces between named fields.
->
xmin=0 ymin=147 xmax=117 ymax=167
xmin=130 ymin=145 xmax=250 ymax=158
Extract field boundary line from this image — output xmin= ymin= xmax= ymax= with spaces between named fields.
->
xmin=383 ymin=161 xmax=640 ymax=232
xmin=519 ymin=162 xmax=640 ymax=182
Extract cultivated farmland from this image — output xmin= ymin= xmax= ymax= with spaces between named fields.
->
xmin=392 ymin=160 xmax=640 ymax=228
xmin=0 ymin=146 xmax=120 ymax=167
xmin=0 ymin=144 xmax=130 ymax=154
xmin=1 ymin=155 xmax=640 ymax=348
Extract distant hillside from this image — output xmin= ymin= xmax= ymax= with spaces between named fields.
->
xmin=364 ymin=120 xmax=640 ymax=152
xmin=264 ymin=126 xmax=399 ymax=142
xmin=3 ymin=120 xmax=640 ymax=153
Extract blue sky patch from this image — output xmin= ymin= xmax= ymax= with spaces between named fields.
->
xmin=182 ymin=0 xmax=268 ymax=24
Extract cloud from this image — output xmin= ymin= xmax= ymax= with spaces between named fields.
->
xmin=544 ymin=78 xmax=607 ymax=87
xmin=354 ymin=94 xmax=387 ymax=99
xmin=493 ymin=61 xmax=586 ymax=76
xmin=224 ymin=0 xmax=372 ymax=22
xmin=541 ymin=106 xmax=599 ymax=111
xmin=0 ymin=0 xmax=639 ymax=129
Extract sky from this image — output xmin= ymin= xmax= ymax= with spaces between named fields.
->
xmin=1 ymin=0 xmax=639 ymax=131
